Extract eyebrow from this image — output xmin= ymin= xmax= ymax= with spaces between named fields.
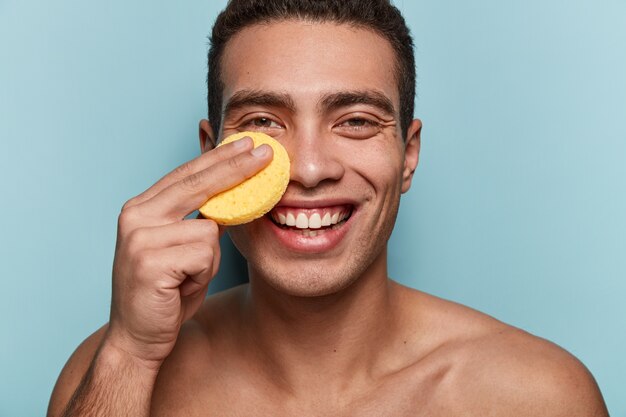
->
xmin=223 ymin=89 xmax=297 ymax=116
xmin=222 ymin=88 xmax=396 ymax=118
xmin=319 ymin=90 xmax=396 ymax=117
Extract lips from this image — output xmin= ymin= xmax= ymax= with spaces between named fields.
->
xmin=265 ymin=204 xmax=354 ymax=250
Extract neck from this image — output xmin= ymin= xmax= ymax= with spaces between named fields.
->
xmin=241 ymin=248 xmax=400 ymax=395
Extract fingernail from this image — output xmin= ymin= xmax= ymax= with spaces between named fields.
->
xmin=233 ymin=137 xmax=251 ymax=148
xmin=251 ymin=144 xmax=269 ymax=157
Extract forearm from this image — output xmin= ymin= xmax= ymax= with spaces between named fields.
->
xmin=62 ymin=341 xmax=160 ymax=417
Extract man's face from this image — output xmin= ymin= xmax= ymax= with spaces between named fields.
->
xmin=206 ymin=20 xmax=420 ymax=297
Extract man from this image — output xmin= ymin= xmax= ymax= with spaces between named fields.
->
xmin=48 ymin=1 xmax=608 ymax=415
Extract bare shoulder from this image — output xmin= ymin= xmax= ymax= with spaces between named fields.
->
xmin=450 ymin=325 xmax=609 ymax=416
xmin=49 ymin=286 xmax=247 ymax=416
xmin=394 ymin=284 xmax=608 ymax=416
xmin=47 ymin=324 xmax=108 ymax=417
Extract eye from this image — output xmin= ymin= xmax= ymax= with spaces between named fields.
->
xmin=252 ymin=117 xmax=279 ymax=128
xmin=241 ymin=116 xmax=284 ymax=132
xmin=334 ymin=116 xmax=381 ymax=139
xmin=344 ymin=118 xmax=368 ymax=127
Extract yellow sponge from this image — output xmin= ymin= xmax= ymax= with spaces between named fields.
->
xmin=199 ymin=131 xmax=290 ymax=225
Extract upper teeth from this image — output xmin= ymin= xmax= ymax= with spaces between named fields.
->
xmin=273 ymin=210 xmax=349 ymax=229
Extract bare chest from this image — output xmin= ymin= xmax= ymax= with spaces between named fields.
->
xmin=151 ymin=388 xmax=436 ymax=417
xmin=150 ymin=361 xmax=451 ymax=417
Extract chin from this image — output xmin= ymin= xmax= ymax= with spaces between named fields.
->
xmin=235 ymin=233 xmax=388 ymax=299
xmin=250 ymin=262 xmax=364 ymax=298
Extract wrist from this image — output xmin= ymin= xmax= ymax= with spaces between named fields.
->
xmin=60 ymin=332 xmax=160 ymax=416
xmin=98 ymin=337 xmax=164 ymax=376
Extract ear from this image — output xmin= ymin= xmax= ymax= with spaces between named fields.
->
xmin=199 ymin=119 xmax=217 ymax=153
xmin=401 ymin=119 xmax=421 ymax=193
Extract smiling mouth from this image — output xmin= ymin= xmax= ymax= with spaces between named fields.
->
xmin=269 ymin=205 xmax=354 ymax=237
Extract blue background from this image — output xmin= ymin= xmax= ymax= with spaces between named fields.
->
xmin=1 ymin=1 xmax=624 ymax=415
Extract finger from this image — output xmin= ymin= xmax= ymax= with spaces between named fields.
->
xmin=139 ymin=243 xmax=217 ymax=289
xmin=125 ymin=137 xmax=255 ymax=209
xmin=124 ymin=219 xmax=219 ymax=252
xmin=180 ymin=276 xmax=212 ymax=322
xmin=195 ymin=212 xmax=227 ymax=237
xmin=135 ymin=144 xmax=273 ymax=222
xmin=179 ymin=249 xmax=219 ymax=297
xmin=179 ymin=244 xmax=220 ymax=298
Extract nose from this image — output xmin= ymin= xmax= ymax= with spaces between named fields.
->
xmin=286 ymin=131 xmax=345 ymax=189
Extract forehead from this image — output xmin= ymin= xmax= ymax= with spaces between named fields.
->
xmin=220 ymin=20 xmax=399 ymax=110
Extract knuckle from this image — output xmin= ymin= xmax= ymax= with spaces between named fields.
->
xmin=202 ymin=220 xmax=219 ymax=239
xmin=117 ymin=205 xmax=140 ymax=234
xmin=174 ymin=161 xmax=193 ymax=178
xmin=180 ymin=171 xmax=203 ymax=191
xmin=121 ymin=197 xmax=140 ymax=212
xmin=228 ymin=155 xmax=244 ymax=171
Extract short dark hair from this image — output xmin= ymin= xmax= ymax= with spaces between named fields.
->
xmin=207 ymin=0 xmax=415 ymax=139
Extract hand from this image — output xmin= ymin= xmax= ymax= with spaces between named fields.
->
xmin=104 ymin=137 xmax=272 ymax=365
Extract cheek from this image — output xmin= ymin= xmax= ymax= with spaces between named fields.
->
xmin=226 ymin=225 xmax=255 ymax=259
xmin=227 ymin=220 xmax=278 ymax=263
xmin=342 ymin=140 xmax=404 ymax=186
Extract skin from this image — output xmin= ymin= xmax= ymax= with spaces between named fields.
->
xmin=48 ymin=21 xmax=608 ymax=416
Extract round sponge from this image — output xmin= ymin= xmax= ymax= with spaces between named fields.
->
xmin=198 ymin=131 xmax=290 ymax=225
